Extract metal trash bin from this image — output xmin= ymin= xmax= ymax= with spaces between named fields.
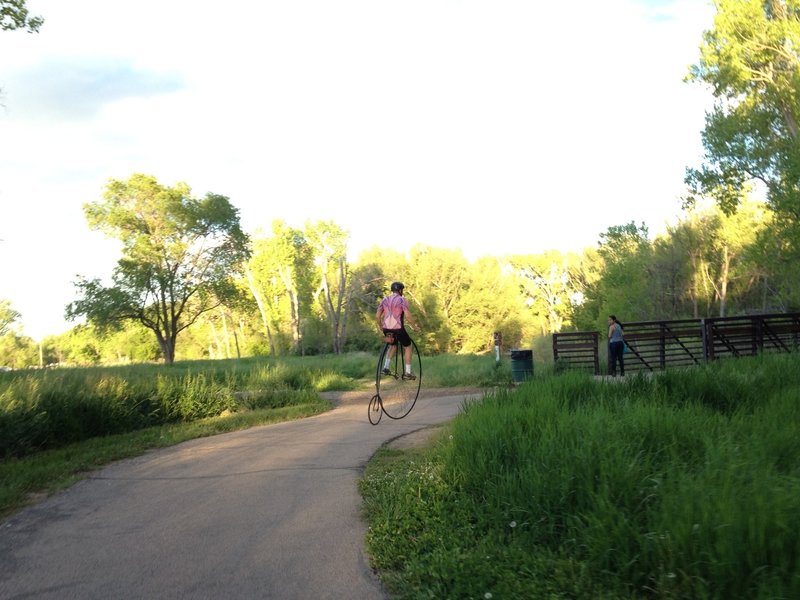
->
xmin=510 ymin=349 xmax=533 ymax=383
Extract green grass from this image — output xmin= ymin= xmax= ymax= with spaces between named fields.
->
xmin=359 ymin=353 xmax=800 ymax=599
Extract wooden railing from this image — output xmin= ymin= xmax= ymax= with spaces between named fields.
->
xmin=551 ymin=331 xmax=599 ymax=374
xmin=702 ymin=313 xmax=800 ymax=360
xmin=623 ymin=318 xmax=706 ymax=373
xmin=552 ymin=313 xmax=800 ymax=375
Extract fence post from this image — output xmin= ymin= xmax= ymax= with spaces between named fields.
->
xmin=701 ymin=318 xmax=709 ymax=361
xmin=552 ymin=334 xmax=559 ymax=363
xmin=592 ymin=331 xmax=599 ymax=375
xmin=754 ymin=316 xmax=763 ymax=354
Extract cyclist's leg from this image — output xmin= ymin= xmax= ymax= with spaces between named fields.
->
xmin=384 ymin=330 xmax=401 ymax=364
xmin=398 ymin=329 xmax=414 ymax=378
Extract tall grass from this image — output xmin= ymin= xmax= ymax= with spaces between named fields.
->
xmin=0 ymin=351 xmax=510 ymax=459
xmin=360 ymin=353 xmax=800 ymax=599
xmin=0 ymin=356 xmax=369 ymax=459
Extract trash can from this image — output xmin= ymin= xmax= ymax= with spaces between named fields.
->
xmin=510 ymin=349 xmax=533 ymax=383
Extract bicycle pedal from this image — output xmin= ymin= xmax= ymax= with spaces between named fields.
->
xmin=401 ymin=373 xmax=416 ymax=380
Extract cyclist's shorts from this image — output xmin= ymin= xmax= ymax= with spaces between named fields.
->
xmin=383 ymin=328 xmax=411 ymax=347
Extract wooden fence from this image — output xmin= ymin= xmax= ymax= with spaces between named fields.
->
xmin=552 ymin=312 xmax=800 ymax=375
xmin=551 ymin=331 xmax=599 ymax=374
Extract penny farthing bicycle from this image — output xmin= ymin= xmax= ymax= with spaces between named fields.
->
xmin=368 ymin=332 xmax=422 ymax=425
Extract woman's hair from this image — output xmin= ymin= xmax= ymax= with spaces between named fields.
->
xmin=609 ymin=315 xmax=623 ymax=328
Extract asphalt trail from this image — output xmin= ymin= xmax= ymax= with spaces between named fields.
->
xmin=0 ymin=388 xmax=481 ymax=600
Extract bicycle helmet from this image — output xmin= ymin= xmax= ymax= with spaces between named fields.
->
xmin=390 ymin=281 xmax=405 ymax=293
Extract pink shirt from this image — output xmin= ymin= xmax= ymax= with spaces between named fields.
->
xmin=379 ymin=294 xmax=408 ymax=330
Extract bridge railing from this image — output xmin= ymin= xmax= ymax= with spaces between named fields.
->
xmin=552 ymin=313 xmax=800 ymax=375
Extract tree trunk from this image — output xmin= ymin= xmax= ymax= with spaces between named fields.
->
xmin=278 ymin=265 xmax=301 ymax=353
xmin=157 ymin=334 xmax=176 ymax=364
xmin=233 ymin=320 xmax=242 ymax=359
xmin=153 ymin=329 xmax=176 ymax=364
xmin=221 ymin=309 xmax=232 ymax=359
xmin=318 ymin=257 xmax=349 ymax=354
xmin=246 ymin=268 xmax=276 ymax=355
xmin=719 ymin=246 xmax=730 ymax=317
xmin=208 ymin=321 xmax=221 ymax=359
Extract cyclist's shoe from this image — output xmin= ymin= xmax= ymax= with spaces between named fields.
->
xmin=382 ymin=368 xmax=391 ymax=375
xmin=402 ymin=373 xmax=416 ymax=380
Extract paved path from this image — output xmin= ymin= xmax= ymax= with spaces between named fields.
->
xmin=0 ymin=388 xmax=481 ymax=600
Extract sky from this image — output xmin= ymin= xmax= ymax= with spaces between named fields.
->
xmin=0 ymin=0 xmax=717 ymax=340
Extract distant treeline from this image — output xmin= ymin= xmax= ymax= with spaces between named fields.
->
xmin=1 ymin=198 xmax=798 ymax=368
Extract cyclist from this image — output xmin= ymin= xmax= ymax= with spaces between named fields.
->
xmin=376 ymin=281 xmax=418 ymax=380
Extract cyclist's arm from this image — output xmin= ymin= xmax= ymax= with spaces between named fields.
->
xmin=403 ymin=308 xmax=418 ymax=332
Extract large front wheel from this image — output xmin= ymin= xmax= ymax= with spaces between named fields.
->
xmin=376 ymin=339 xmax=421 ymax=420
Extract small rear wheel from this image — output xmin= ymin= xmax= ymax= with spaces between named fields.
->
xmin=368 ymin=394 xmax=382 ymax=425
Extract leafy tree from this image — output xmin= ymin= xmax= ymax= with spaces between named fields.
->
xmin=668 ymin=214 xmax=716 ymax=318
xmin=45 ymin=322 xmax=160 ymax=365
xmin=406 ymin=246 xmax=471 ymax=353
xmin=569 ymin=248 xmax=605 ymax=331
xmin=0 ymin=299 xmax=21 ymax=336
xmin=696 ymin=201 xmax=768 ymax=316
xmin=67 ymin=174 xmax=250 ymax=364
xmin=509 ymin=251 xmax=587 ymax=336
xmin=668 ymin=200 xmax=771 ymax=317
xmin=648 ymin=233 xmax=695 ymax=319
xmin=306 ymin=221 xmax=352 ymax=354
xmin=1 ymin=0 xmax=43 ymax=32
xmin=748 ymin=216 xmax=800 ymax=310
xmin=246 ymin=221 xmax=315 ymax=355
xmin=579 ymin=222 xmax=653 ymax=329
xmin=451 ymin=257 xmax=527 ymax=354
xmin=347 ymin=247 xmax=408 ymax=351
xmin=0 ymin=331 xmax=37 ymax=368
xmin=0 ymin=300 xmax=37 ymax=369
xmin=685 ymin=0 xmax=800 ymax=239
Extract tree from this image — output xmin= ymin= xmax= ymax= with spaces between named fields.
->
xmin=1 ymin=0 xmax=43 ymax=32
xmin=0 ymin=331 xmax=37 ymax=368
xmin=685 ymin=0 xmax=800 ymax=238
xmin=246 ymin=221 xmax=315 ymax=355
xmin=451 ymin=257 xmax=527 ymax=354
xmin=347 ymin=247 xmax=409 ymax=351
xmin=698 ymin=202 xmax=767 ymax=316
xmin=592 ymin=222 xmax=653 ymax=326
xmin=509 ymin=251 xmax=586 ymax=336
xmin=67 ymin=174 xmax=250 ymax=364
xmin=0 ymin=299 xmax=21 ymax=336
xmin=666 ymin=215 xmax=714 ymax=318
xmin=748 ymin=216 xmax=800 ymax=310
xmin=406 ymin=245 xmax=470 ymax=353
xmin=307 ymin=221 xmax=352 ymax=354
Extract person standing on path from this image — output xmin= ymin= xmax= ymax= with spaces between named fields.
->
xmin=376 ymin=281 xmax=418 ymax=380
xmin=608 ymin=314 xmax=625 ymax=377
